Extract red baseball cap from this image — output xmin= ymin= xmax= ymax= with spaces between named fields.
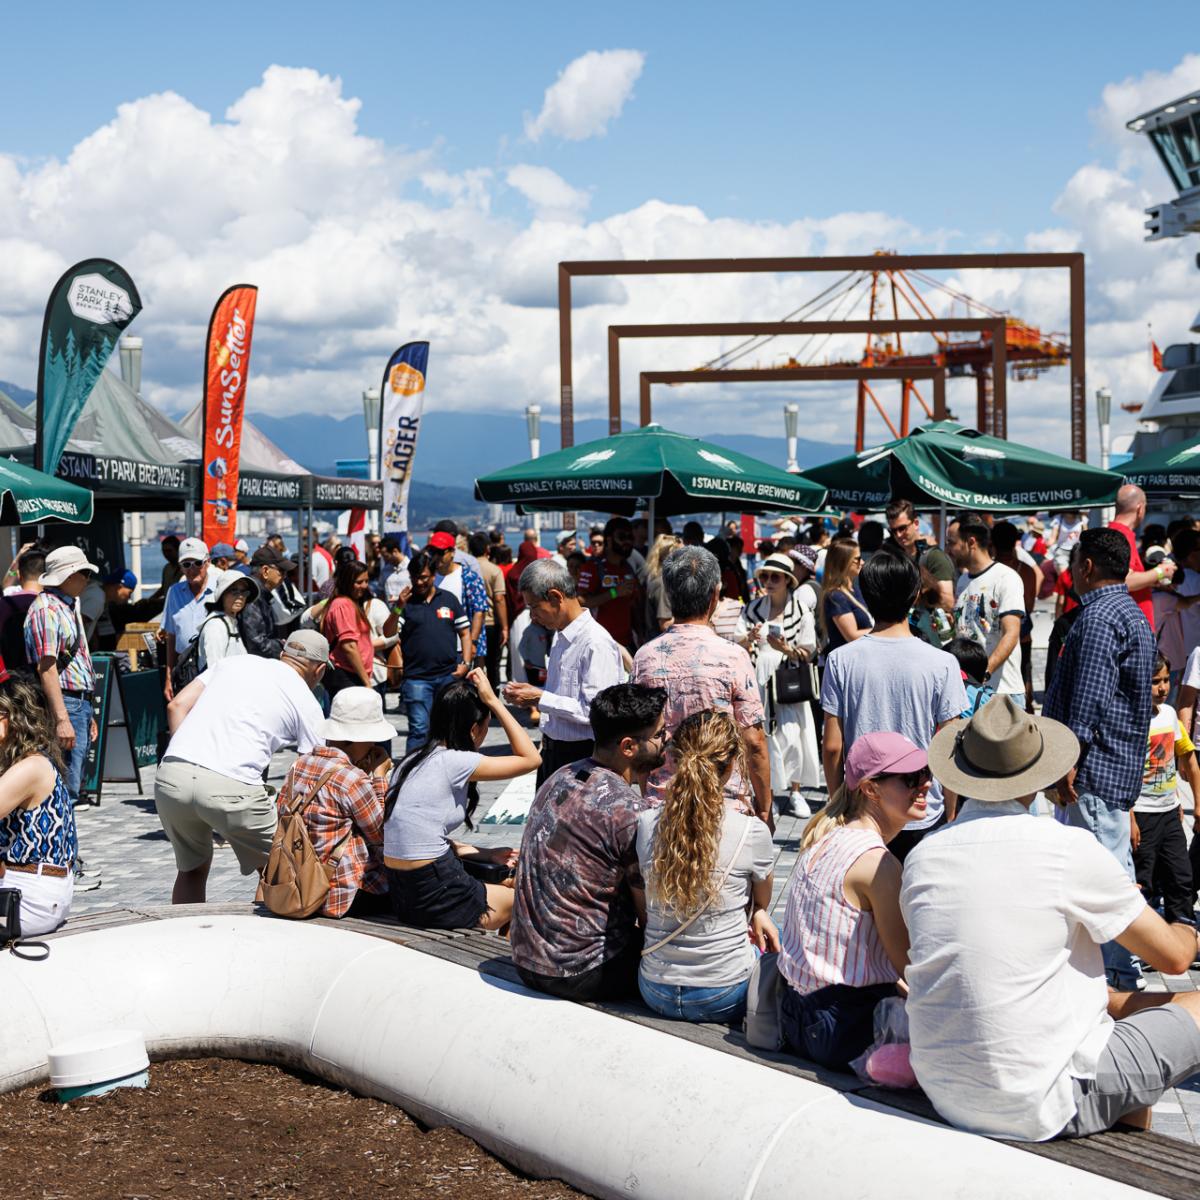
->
xmin=844 ymin=732 xmax=927 ymax=791
xmin=428 ymin=532 xmax=455 ymax=551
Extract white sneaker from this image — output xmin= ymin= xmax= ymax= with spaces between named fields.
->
xmin=788 ymin=790 xmax=812 ymax=818
xmin=73 ymin=859 xmax=103 ymax=892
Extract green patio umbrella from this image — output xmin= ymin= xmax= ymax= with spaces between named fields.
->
xmin=474 ymin=423 xmax=827 ymax=518
xmin=0 ymin=456 xmax=93 ymax=525
xmin=1120 ymin=438 xmax=1200 ymax=497
xmin=803 ymin=421 xmax=1123 ymax=513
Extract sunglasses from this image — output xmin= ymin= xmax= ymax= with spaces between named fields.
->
xmin=180 ymin=559 xmax=205 ymax=569
xmin=874 ymin=768 xmax=931 ymax=790
xmin=760 ymin=571 xmax=789 ymax=582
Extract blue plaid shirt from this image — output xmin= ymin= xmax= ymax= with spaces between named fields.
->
xmin=1043 ymin=583 xmax=1154 ymax=806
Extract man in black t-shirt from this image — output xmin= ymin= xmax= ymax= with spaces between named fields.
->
xmin=394 ymin=549 xmax=474 ymax=753
xmin=885 ymin=498 xmax=956 ymax=607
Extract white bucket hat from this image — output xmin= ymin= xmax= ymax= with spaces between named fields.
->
xmin=40 ymin=545 xmax=99 ymax=587
xmin=320 ymin=687 xmax=396 ymax=744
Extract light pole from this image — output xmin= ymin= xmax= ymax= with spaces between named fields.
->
xmin=784 ymin=403 xmax=799 ymax=473
xmin=525 ymin=405 xmax=542 ymax=532
xmin=120 ymin=336 xmax=145 ymax=598
xmin=362 ymin=387 xmax=381 ymax=533
xmin=1096 ymin=386 xmax=1113 ymax=524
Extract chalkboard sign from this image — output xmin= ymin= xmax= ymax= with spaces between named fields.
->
xmin=81 ymin=654 xmax=164 ymax=803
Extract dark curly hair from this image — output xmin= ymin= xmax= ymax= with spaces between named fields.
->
xmin=0 ymin=675 xmax=64 ymax=773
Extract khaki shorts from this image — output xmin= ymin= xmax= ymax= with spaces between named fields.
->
xmin=154 ymin=757 xmax=276 ymax=875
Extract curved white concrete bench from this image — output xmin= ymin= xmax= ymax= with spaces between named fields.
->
xmin=0 ymin=916 xmax=1153 ymax=1200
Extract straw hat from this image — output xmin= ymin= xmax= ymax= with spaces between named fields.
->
xmin=321 ymin=687 xmax=396 ymax=744
xmin=928 ymin=695 xmax=1078 ymax=801
xmin=755 ymin=553 xmax=798 ymax=585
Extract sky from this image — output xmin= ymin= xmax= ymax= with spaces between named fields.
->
xmin=0 ymin=1 xmax=1198 ymax=463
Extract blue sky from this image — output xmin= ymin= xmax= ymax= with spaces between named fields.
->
xmin=0 ymin=3 xmax=1197 ymax=453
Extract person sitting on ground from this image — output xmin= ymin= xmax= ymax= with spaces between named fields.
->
xmin=904 ymin=696 xmax=1200 ymax=1141
xmin=197 ymin=572 xmax=258 ymax=671
xmin=0 ymin=675 xmax=77 ymax=935
xmin=510 ymin=683 xmax=668 ymax=1002
xmin=1132 ymin=655 xmax=1198 ymax=925
xmin=280 ymin=686 xmax=395 ymax=919
xmin=777 ymin=732 xmax=927 ymax=1070
xmin=383 ymin=669 xmax=539 ymax=931
xmin=635 ymin=710 xmax=780 ymax=1025
xmin=155 ymin=630 xmax=329 ymax=904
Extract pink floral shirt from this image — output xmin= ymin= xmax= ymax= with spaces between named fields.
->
xmin=631 ymin=622 xmax=765 ymax=809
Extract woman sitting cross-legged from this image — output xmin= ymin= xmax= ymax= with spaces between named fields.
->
xmin=634 ymin=709 xmax=780 ymax=1024
xmin=276 ymin=685 xmax=396 ymax=919
xmin=777 ymin=732 xmax=926 ymax=1069
xmin=0 ymin=675 xmax=78 ymax=936
xmin=384 ymin=668 xmax=540 ymax=930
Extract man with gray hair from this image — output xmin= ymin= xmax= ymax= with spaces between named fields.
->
xmin=505 ymin=558 xmax=623 ymax=784
xmin=1109 ymin=483 xmax=1175 ymax=630
xmin=632 ymin=546 xmax=773 ymax=826
xmin=154 ymin=629 xmax=330 ymax=905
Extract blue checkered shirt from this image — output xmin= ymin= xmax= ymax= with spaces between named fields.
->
xmin=1042 ymin=583 xmax=1154 ymax=806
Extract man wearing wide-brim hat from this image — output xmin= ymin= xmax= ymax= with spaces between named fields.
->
xmin=901 ymin=696 xmax=1200 ymax=1143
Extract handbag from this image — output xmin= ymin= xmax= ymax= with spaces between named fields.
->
xmin=0 ymin=884 xmax=50 ymax=961
xmin=773 ymin=660 xmax=818 ymax=705
xmin=743 ymin=951 xmax=786 ymax=1050
xmin=641 ymin=819 xmax=751 ymax=957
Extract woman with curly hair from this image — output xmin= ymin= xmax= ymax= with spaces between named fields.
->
xmin=0 ymin=674 xmax=77 ymax=935
xmin=634 ymin=709 xmax=780 ymax=1024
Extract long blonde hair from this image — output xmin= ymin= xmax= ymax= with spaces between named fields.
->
xmin=646 ymin=533 xmax=681 ymax=579
xmin=818 ymin=537 xmax=863 ymax=637
xmin=798 ymin=781 xmax=871 ymax=852
xmin=650 ymin=710 xmax=744 ymax=917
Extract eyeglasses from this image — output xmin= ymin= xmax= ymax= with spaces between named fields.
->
xmin=874 ymin=768 xmax=931 ymax=791
xmin=180 ymin=559 xmax=204 ymax=569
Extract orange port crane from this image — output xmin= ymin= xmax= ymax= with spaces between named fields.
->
xmin=698 ymin=252 xmax=1070 ymax=450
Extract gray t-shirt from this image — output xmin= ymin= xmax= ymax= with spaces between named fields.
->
xmin=636 ymin=809 xmax=775 ymax=986
xmin=821 ymin=634 xmax=967 ymax=829
xmin=383 ymin=747 xmax=482 ymax=859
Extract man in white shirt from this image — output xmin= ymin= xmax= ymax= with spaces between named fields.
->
xmin=946 ymin=512 xmax=1025 ymax=701
xmin=903 ymin=696 xmax=1200 ymax=1142
xmin=154 ymin=629 xmax=329 ymax=905
xmin=162 ymin=537 xmax=224 ymax=700
xmin=503 ymin=558 xmax=624 ymax=785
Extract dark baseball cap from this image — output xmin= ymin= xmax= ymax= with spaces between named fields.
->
xmin=251 ymin=545 xmax=294 ymax=571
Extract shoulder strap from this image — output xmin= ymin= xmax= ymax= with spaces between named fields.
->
xmin=641 ymin=817 xmax=753 ymax=957
xmin=285 ymin=765 xmax=343 ymax=816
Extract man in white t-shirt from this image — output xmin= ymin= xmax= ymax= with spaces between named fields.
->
xmin=946 ymin=513 xmax=1025 ymax=700
xmin=154 ymin=629 xmax=329 ymax=904
xmin=903 ymin=697 xmax=1200 ymax=1143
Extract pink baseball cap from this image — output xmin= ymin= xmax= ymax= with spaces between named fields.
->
xmin=844 ymin=732 xmax=928 ymax=791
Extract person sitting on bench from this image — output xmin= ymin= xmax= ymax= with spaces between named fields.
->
xmin=903 ymin=696 xmax=1200 ymax=1141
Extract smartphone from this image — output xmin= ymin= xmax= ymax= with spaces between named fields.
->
xmin=768 ymin=623 xmax=783 ymax=639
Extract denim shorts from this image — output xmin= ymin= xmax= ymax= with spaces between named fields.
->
xmin=638 ymin=974 xmax=750 ymax=1025
xmin=387 ymin=847 xmax=487 ymax=930
xmin=781 ymin=981 xmax=896 ymax=1070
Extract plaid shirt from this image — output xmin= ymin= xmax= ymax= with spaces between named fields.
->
xmin=24 ymin=588 xmax=94 ymax=693
xmin=1043 ymin=583 xmax=1155 ymax=806
xmin=279 ymin=746 xmax=387 ymax=917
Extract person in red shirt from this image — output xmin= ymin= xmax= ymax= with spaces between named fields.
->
xmin=576 ymin=516 xmax=643 ymax=650
xmin=1109 ymin=485 xmax=1176 ymax=630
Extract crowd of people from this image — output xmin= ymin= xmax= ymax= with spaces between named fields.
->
xmin=4 ymin=485 xmax=1200 ymax=1146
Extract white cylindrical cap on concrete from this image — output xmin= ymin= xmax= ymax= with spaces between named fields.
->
xmin=48 ymin=1030 xmax=148 ymax=1089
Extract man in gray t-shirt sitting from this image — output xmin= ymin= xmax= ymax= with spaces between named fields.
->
xmin=821 ymin=550 xmax=967 ymax=860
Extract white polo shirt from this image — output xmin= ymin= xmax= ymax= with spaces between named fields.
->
xmin=901 ymin=800 xmax=1145 ymax=1141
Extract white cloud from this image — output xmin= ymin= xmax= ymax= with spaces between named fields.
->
xmin=1 ymin=58 xmax=1199 ymax=468
xmin=524 ymin=49 xmax=645 ymax=142
xmin=505 ymin=164 xmax=589 ymax=222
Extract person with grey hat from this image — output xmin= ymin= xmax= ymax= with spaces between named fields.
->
xmin=155 ymin=629 xmax=329 ymax=904
xmin=275 ymin=686 xmax=396 ymax=918
xmin=238 ymin=545 xmax=291 ymax=660
xmin=902 ymin=696 xmax=1200 ymax=1143
xmin=162 ymin=536 xmax=222 ymax=701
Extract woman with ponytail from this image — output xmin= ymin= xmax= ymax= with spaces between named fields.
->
xmin=777 ymin=732 xmax=928 ymax=1069
xmin=635 ymin=710 xmax=779 ymax=1024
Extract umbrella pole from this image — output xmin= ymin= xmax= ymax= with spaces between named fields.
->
xmin=937 ymin=502 xmax=947 ymax=547
xmin=648 ymin=496 xmax=655 ymax=547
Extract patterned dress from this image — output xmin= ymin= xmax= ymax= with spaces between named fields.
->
xmin=0 ymin=756 xmax=76 ymax=867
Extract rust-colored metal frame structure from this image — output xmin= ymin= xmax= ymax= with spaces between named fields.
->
xmin=637 ymin=367 xmax=946 ymax=447
xmin=608 ymin=318 xmax=1006 ymax=446
xmin=558 ymin=255 xmax=1086 ymax=459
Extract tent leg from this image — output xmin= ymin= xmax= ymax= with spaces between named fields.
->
xmin=184 ymin=499 xmax=195 ymax=538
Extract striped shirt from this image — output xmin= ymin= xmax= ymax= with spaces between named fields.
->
xmin=24 ymin=588 xmax=94 ymax=693
xmin=779 ymin=825 xmax=895 ymax=994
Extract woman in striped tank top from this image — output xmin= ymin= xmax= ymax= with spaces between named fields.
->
xmin=778 ymin=731 xmax=930 ymax=1070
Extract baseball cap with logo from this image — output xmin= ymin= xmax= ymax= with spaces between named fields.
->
xmin=40 ymin=546 xmax=100 ymax=587
xmin=428 ymin=532 xmax=456 ymax=551
xmin=177 ymin=537 xmax=209 ymax=565
xmin=282 ymin=629 xmax=330 ymax=666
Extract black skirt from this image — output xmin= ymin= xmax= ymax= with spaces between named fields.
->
xmin=388 ymin=848 xmax=488 ymax=930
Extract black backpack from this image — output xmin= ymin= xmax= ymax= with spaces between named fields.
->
xmin=170 ymin=615 xmax=239 ymax=692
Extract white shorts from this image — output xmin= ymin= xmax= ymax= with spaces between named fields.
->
xmin=4 ymin=866 xmax=73 ymax=937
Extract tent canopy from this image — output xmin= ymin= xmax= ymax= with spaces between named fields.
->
xmin=1120 ymin=438 xmax=1200 ymax=497
xmin=475 ymin=423 xmax=828 ymax=517
xmin=0 ymin=456 xmax=93 ymax=525
xmin=803 ymin=421 xmax=1124 ymax=513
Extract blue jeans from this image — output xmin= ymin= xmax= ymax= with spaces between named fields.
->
xmin=63 ymin=694 xmax=92 ymax=806
xmin=638 ymin=974 xmax=749 ymax=1024
xmin=1057 ymin=791 xmax=1141 ymax=989
xmin=401 ymin=675 xmax=455 ymax=755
